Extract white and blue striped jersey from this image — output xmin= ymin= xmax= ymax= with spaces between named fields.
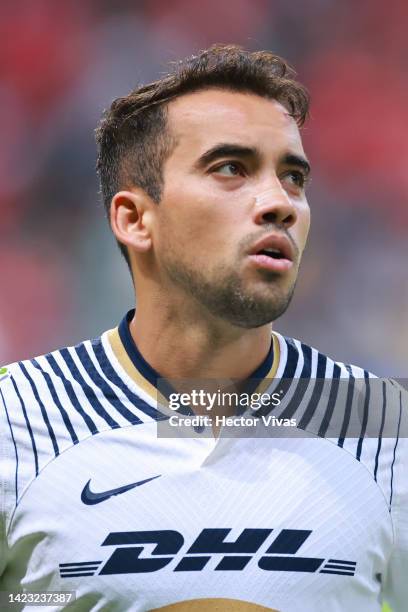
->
xmin=0 ymin=311 xmax=407 ymax=611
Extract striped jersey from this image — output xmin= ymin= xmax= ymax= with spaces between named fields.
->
xmin=0 ymin=310 xmax=407 ymax=611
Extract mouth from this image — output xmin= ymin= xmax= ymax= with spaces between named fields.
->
xmin=257 ymin=248 xmax=286 ymax=260
xmin=248 ymin=235 xmax=295 ymax=273
xmin=249 ymin=252 xmax=293 ymax=272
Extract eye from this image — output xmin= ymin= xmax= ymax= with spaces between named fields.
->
xmin=282 ymin=170 xmax=308 ymax=190
xmin=212 ymin=162 xmax=245 ymax=177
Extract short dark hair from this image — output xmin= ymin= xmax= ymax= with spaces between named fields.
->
xmin=95 ymin=44 xmax=310 ymax=266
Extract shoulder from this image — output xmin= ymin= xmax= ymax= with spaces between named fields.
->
xmin=0 ymin=331 xmax=150 ymax=434
xmin=0 ymin=335 xmax=113 ymax=444
xmin=273 ymin=330 xmax=377 ymax=379
xmin=274 ymin=330 xmax=406 ymax=402
xmin=0 ymin=334 xmax=157 ymax=516
xmin=274 ymin=329 xmax=406 ymax=436
xmin=273 ymin=331 xmax=407 ymax=509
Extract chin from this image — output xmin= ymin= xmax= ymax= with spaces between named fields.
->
xmin=225 ymin=295 xmax=293 ymax=329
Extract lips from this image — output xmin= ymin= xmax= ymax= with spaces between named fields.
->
xmin=250 ymin=234 xmax=294 ymax=260
xmin=248 ymin=234 xmax=295 ymax=273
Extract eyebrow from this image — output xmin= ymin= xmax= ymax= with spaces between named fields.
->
xmin=194 ymin=142 xmax=311 ymax=176
xmin=194 ymin=143 xmax=258 ymax=169
xmin=282 ymin=153 xmax=311 ymax=177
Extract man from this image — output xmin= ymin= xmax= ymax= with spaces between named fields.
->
xmin=0 ymin=45 xmax=406 ymax=611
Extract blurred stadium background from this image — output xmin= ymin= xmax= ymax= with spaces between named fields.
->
xmin=1 ymin=0 xmax=407 ymax=382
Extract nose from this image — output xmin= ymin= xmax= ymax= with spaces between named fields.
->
xmin=252 ymin=182 xmax=297 ymax=228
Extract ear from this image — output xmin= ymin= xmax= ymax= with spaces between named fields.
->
xmin=110 ymin=189 xmax=154 ymax=253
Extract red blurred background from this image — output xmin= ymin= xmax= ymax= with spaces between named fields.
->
xmin=1 ymin=0 xmax=407 ymax=375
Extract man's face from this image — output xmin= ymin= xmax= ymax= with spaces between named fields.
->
xmin=152 ymin=88 xmax=311 ymax=328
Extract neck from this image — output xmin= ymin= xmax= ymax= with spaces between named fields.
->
xmin=129 ymin=290 xmax=273 ymax=381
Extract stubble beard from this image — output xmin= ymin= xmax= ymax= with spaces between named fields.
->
xmin=162 ymin=257 xmax=297 ymax=329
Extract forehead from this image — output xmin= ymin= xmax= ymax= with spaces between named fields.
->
xmin=167 ymin=88 xmax=305 ymax=157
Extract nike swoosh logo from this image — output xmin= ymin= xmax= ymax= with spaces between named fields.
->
xmin=81 ymin=475 xmax=161 ymax=505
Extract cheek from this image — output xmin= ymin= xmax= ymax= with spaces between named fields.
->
xmin=295 ymin=204 xmax=311 ymax=252
xmin=160 ymin=189 xmax=235 ymax=248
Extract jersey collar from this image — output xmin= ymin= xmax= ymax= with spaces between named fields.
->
xmin=107 ymin=309 xmax=280 ymax=404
